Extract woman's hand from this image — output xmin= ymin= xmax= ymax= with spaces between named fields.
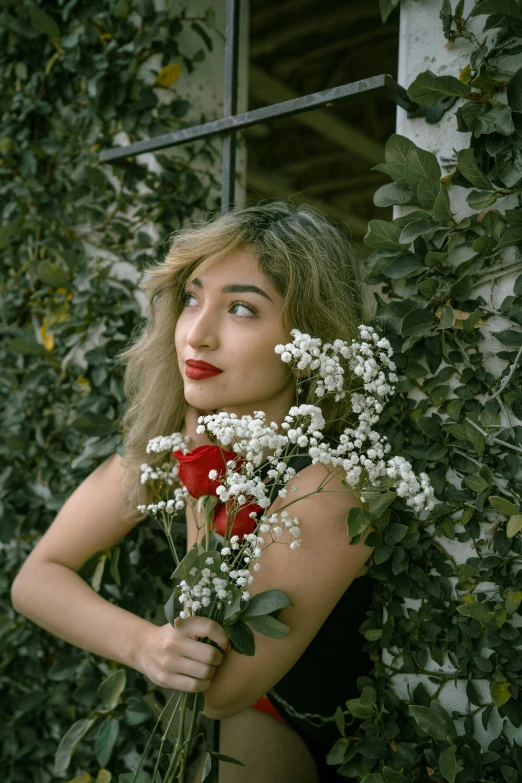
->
xmin=135 ymin=616 xmax=230 ymax=692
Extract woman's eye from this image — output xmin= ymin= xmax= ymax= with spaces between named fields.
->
xmin=231 ymin=301 xmax=257 ymax=317
xmin=182 ymin=292 xmax=256 ymax=318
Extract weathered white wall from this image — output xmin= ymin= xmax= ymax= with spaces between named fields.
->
xmin=391 ymin=0 xmax=521 ymax=747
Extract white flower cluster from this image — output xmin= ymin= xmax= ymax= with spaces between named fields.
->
xmin=272 ymin=325 xmax=435 ymax=516
xmin=275 ymin=324 xmax=398 ymax=404
xmin=139 ymin=461 xmax=181 ymax=486
xmin=258 ymin=510 xmax=302 ymax=549
xmin=178 ymin=533 xmax=266 ymax=616
xmin=146 ymin=431 xmax=191 ymax=455
xmin=137 ymin=485 xmax=189 ymax=516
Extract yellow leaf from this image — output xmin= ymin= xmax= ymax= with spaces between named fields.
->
xmin=507 ymin=514 xmax=522 ymax=538
xmin=505 ymin=589 xmax=522 ymax=614
xmin=157 ymin=63 xmax=182 ymax=87
xmin=77 ymin=375 xmax=90 ymax=386
xmin=460 ymin=64 xmax=472 ymax=83
xmin=463 ymin=593 xmax=474 ymax=603
xmin=40 ymin=324 xmax=54 ymax=351
xmin=95 ymin=771 xmax=112 ymax=783
xmin=66 ymin=774 xmax=93 ymax=783
xmin=435 ymin=309 xmax=486 ymax=329
xmin=490 ymin=680 xmax=511 ymax=707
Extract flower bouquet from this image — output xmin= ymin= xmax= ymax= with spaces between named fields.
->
xmin=133 ymin=325 xmax=436 ymax=782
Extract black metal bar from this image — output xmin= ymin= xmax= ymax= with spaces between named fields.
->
xmin=99 ymin=74 xmax=417 ymax=164
xmin=221 ymin=0 xmax=240 ymax=213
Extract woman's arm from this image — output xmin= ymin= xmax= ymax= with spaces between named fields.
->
xmin=10 ymin=453 xmax=230 ymax=688
xmin=10 ymin=453 xmax=153 ymax=668
xmin=200 ymin=462 xmax=374 ymax=720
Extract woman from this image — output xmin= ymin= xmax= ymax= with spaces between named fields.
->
xmin=11 ymin=201 xmax=375 ymax=782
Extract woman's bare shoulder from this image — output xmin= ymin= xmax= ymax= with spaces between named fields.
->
xmin=19 ymin=452 xmax=146 ymax=574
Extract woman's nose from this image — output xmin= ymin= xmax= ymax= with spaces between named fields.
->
xmin=186 ymin=308 xmax=219 ymax=350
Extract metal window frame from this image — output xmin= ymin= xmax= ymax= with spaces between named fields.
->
xmin=99 ymin=1 xmax=415 ymax=776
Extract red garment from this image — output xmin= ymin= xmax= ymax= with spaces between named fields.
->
xmin=250 ymin=695 xmax=289 ymax=726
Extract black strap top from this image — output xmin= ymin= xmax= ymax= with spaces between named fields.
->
xmin=256 ymin=438 xmax=374 ymax=748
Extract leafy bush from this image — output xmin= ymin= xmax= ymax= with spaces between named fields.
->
xmin=330 ymin=2 xmax=522 ymax=781
xmin=1 ymin=2 xmax=217 ymax=780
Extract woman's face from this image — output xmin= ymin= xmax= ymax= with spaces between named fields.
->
xmin=175 ymin=247 xmax=296 ymax=427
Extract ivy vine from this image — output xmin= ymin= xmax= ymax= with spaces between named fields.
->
xmin=1 ymin=2 xmax=217 ymax=781
xmin=328 ymin=2 xmax=522 ymax=782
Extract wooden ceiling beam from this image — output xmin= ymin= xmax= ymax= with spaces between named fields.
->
xmin=275 ymin=24 xmax=399 ymax=77
xmin=249 ymin=64 xmax=385 ymax=166
xmin=250 ymin=5 xmax=381 ymax=59
xmin=247 ymin=166 xmax=370 ymax=237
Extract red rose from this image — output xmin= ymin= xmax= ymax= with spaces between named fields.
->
xmin=213 ymin=498 xmax=263 ymax=540
xmin=172 ymin=445 xmax=242 ymax=499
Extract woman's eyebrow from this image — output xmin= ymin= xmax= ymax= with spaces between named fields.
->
xmin=189 ymin=276 xmax=273 ymax=302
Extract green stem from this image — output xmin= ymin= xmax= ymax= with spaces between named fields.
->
xmin=179 ymin=692 xmax=201 ymax=782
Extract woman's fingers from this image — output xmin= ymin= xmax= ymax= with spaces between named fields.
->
xmin=174 ymin=615 xmax=230 ymax=652
xmin=176 ymin=656 xmax=217 ymax=682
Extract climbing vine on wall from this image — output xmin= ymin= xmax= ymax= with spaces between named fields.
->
xmin=1 ymin=2 xmax=217 ymax=781
xmin=328 ymin=2 xmax=522 ymax=782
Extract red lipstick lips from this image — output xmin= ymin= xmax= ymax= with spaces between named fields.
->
xmin=185 ymin=359 xmax=223 ymax=380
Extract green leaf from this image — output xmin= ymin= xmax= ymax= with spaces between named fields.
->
xmin=97 ymin=669 xmax=126 ymax=710
xmin=456 ymin=600 xmax=494 ymax=627
xmin=417 ymin=177 xmax=441 ymax=209
xmin=347 ymin=507 xmax=371 ymax=536
xmin=505 ymin=590 xmax=522 ymax=614
xmin=379 ymin=0 xmax=401 ymax=22
xmin=507 ymin=66 xmax=522 ymax=112
xmin=373 ymin=183 xmax=414 ymax=207
xmin=7 ymin=337 xmax=46 ymax=355
xmin=457 ymin=148 xmax=493 ymax=189
xmin=364 ymin=220 xmax=409 ymax=251
xmin=467 ymin=190 xmax=498 ymax=209
xmin=227 ymin=621 xmax=255 ymax=656
xmin=364 ymin=628 xmax=383 ymax=641
xmin=30 ymin=6 xmax=60 ymax=38
xmin=374 ymin=544 xmax=394 ymax=564
xmin=437 ymin=304 xmax=456 ymax=330
xmin=71 ymin=411 xmax=115 ymax=437
xmin=207 ymin=751 xmax=245 ymax=766
xmin=383 ymin=254 xmax=423 ymax=279
xmin=243 ymin=589 xmax=294 ymax=618
xmin=385 ymin=134 xmax=416 ymax=185
xmin=401 ymin=308 xmax=433 ymax=337
xmin=383 ymin=768 xmax=408 ymax=783
xmin=490 ymin=680 xmax=512 ymax=707
xmin=37 ymin=260 xmax=70 ymax=287
xmin=384 ymin=523 xmax=408 ymax=545
xmin=463 ymin=475 xmax=490 ymax=493
xmin=91 ymin=553 xmax=107 ymax=593
xmin=399 ymin=219 xmax=437 ymax=244
xmin=407 ymin=70 xmax=473 ymax=106
xmin=95 ymin=718 xmax=119 ymax=768
xmin=248 ymin=614 xmax=289 ymax=638
xmin=346 ymin=697 xmax=374 ymax=719
xmin=507 ymin=514 xmax=522 ymax=538
xmin=471 ymin=0 xmax=521 ymax=18
xmin=433 ymin=186 xmax=453 ymax=224
xmin=439 ymin=745 xmax=457 ymax=783
xmin=476 ymin=104 xmax=515 ymax=136
xmin=171 ymin=542 xmax=200 ymax=581
xmin=404 ymin=146 xmax=441 ymax=191
xmin=54 ymin=718 xmax=97 ymax=773
xmin=408 ymin=705 xmax=448 ymax=741
xmin=124 ymin=697 xmax=153 ymax=726
xmin=489 ymin=496 xmax=519 ymax=515
xmin=369 ymin=492 xmax=397 ymax=519
xmin=493 ymin=226 xmax=522 ymax=253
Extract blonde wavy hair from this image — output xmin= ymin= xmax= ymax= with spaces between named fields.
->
xmin=117 ymin=200 xmax=366 ymax=523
